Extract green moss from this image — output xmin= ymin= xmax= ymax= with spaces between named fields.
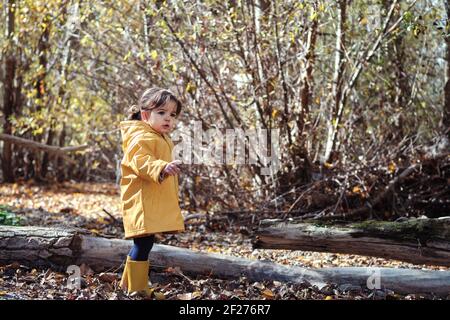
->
xmin=350 ymin=219 xmax=450 ymax=242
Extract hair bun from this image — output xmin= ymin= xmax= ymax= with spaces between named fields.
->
xmin=128 ymin=105 xmax=139 ymax=114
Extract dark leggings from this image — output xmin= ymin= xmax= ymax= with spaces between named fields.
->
xmin=128 ymin=235 xmax=155 ymax=261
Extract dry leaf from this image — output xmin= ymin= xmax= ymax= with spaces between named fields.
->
xmin=177 ymin=293 xmax=193 ymax=300
xmin=253 ymin=282 xmax=265 ymax=290
xmin=261 ymin=289 xmax=274 ymax=299
xmin=154 ymin=292 xmax=166 ymax=300
xmin=388 ymin=161 xmax=397 ymax=174
xmin=98 ymin=272 xmax=117 ymax=283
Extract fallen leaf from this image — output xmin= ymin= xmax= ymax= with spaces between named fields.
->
xmin=261 ymin=289 xmax=274 ymax=299
xmin=98 ymin=272 xmax=117 ymax=283
xmin=176 ymin=293 xmax=192 ymax=300
xmin=154 ymin=292 xmax=166 ymax=300
xmin=253 ymin=282 xmax=265 ymax=290
xmin=388 ymin=161 xmax=396 ymax=174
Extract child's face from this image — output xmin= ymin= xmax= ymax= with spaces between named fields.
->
xmin=142 ymin=100 xmax=178 ymax=134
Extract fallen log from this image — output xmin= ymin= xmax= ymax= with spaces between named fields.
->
xmin=253 ymin=217 xmax=450 ymax=267
xmin=0 ymin=133 xmax=89 ymax=164
xmin=1 ymin=225 xmax=449 ymax=295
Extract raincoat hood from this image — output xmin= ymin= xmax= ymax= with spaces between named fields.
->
xmin=120 ymin=120 xmax=166 ymax=151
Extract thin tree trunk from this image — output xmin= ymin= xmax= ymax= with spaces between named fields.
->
xmin=1 ymin=0 xmax=17 ymax=182
xmin=33 ymin=14 xmax=51 ymax=181
xmin=444 ymin=0 xmax=450 ymax=129
xmin=383 ymin=0 xmax=410 ymax=138
xmin=323 ymin=0 xmax=347 ymax=164
xmin=299 ymin=2 xmax=318 ymax=134
xmin=57 ymin=124 xmax=67 ymax=182
xmin=51 ymin=1 xmax=80 ymax=181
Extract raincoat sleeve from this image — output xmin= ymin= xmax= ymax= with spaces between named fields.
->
xmin=127 ymin=137 xmax=168 ymax=184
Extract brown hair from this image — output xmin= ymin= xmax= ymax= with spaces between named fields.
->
xmin=127 ymin=87 xmax=182 ymax=120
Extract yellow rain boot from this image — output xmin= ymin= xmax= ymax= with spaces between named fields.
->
xmin=119 ymin=256 xmax=130 ymax=291
xmin=121 ymin=257 xmax=153 ymax=298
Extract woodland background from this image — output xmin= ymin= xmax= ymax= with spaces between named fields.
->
xmin=1 ymin=0 xmax=449 ymax=215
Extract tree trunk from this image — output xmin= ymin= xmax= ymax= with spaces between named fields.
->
xmin=33 ymin=14 xmax=51 ymax=181
xmin=323 ymin=0 xmax=347 ymax=164
xmin=1 ymin=0 xmax=17 ymax=183
xmin=444 ymin=0 xmax=450 ymax=129
xmin=383 ymin=0 xmax=410 ymax=138
xmin=57 ymin=124 xmax=67 ymax=182
xmin=1 ymin=226 xmax=450 ymax=295
xmin=40 ymin=126 xmax=54 ymax=178
xmin=253 ymin=217 xmax=450 ymax=267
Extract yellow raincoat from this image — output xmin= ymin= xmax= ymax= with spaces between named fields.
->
xmin=119 ymin=120 xmax=185 ymax=239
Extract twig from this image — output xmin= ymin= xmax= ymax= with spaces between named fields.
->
xmin=102 ymin=208 xmax=119 ymax=224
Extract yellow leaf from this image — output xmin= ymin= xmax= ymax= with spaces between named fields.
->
xmin=151 ymin=50 xmax=158 ymax=60
xmin=186 ymin=82 xmax=196 ymax=93
xmin=80 ymin=35 xmax=92 ymax=47
xmin=33 ymin=127 xmax=44 ymax=136
xmin=261 ymin=289 xmax=274 ymax=298
xmin=96 ymin=217 xmax=106 ymax=224
xmin=325 ymin=295 xmax=333 ymax=300
xmin=352 ymin=186 xmax=361 ymax=193
xmin=360 ymin=17 xmax=368 ymax=25
xmin=90 ymin=229 xmax=100 ymax=235
xmin=271 ymin=109 xmax=279 ymax=118
xmin=388 ymin=161 xmax=396 ymax=174
xmin=154 ymin=292 xmax=165 ymax=300
xmin=324 ymin=162 xmax=333 ymax=169
xmin=123 ymin=51 xmax=132 ymax=62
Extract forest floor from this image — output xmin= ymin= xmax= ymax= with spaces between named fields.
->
xmin=0 ymin=182 xmax=448 ymax=300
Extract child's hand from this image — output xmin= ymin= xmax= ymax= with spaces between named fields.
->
xmin=162 ymin=160 xmax=182 ymax=177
